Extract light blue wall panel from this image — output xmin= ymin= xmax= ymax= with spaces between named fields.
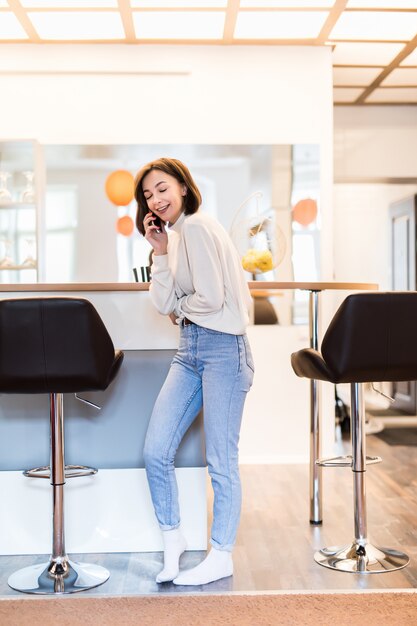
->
xmin=0 ymin=351 xmax=205 ymax=471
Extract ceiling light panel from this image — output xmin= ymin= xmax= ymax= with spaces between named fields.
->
xmin=240 ymin=1 xmax=335 ymax=6
xmin=0 ymin=13 xmax=29 ymax=39
xmin=331 ymin=42 xmax=404 ymax=65
xmin=131 ymin=1 xmax=227 ymax=6
xmin=381 ymin=67 xmax=417 ymax=85
xmin=133 ymin=11 xmax=225 ymax=39
xmin=28 ymin=11 xmax=125 ymax=39
xmin=20 ymin=0 xmax=118 ymax=6
xmin=330 ymin=11 xmax=417 ymax=41
xmin=333 ymin=66 xmax=382 ymax=85
xmin=333 ymin=87 xmax=364 ymax=102
xmin=366 ymin=87 xmax=417 ymax=102
xmin=347 ymin=1 xmax=417 ymax=7
xmin=400 ymin=47 xmax=417 ymax=64
xmin=235 ymin=11 xmax=329 ymax=39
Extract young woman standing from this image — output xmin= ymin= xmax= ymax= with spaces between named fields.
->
xmin=135 ymin=157 xmax=254 ymax=586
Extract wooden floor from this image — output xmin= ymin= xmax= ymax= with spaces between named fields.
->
xmin=231 ymin=430 xmax=417 ymax=591
xmin=1 ymin=428 xmax=417 ymax=596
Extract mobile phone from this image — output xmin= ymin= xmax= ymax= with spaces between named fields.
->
xmin=151 ymin=212 xmax=164 ymax=231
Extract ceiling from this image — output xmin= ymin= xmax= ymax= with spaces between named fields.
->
xmin=1 ymin=1 xmax=417 ymax=105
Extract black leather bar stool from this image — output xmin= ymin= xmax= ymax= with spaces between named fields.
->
xmin=291 ymin=292 xmax=416 ymax=574
xmin=1 ymin=297 xmax=124 ymax=594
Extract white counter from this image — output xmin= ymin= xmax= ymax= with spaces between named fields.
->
xmin=0 ymin=283 xmax=336 ymax=555
xmin=0 ymin=284 xmax=206 ymax=555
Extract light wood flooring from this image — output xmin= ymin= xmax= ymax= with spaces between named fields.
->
xmin=1 ymin=428 xmax=417 ymax=596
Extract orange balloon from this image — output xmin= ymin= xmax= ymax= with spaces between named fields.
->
xmin=292 ymin=198 xmax=318 ymax=227
xmin=105 ymin=170 xmax=134 ymax=206
xmin=116 ymin=215 xmax=134 ymax=237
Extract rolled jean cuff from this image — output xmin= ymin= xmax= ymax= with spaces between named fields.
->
xmin=159 ymin=521 xmax=181 ymax=531
xmin=210 ymin=538 xmax=233 ymax=552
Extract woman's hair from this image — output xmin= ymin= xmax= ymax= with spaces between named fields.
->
xmin=134 ymin=157 xmax=202 ymax=236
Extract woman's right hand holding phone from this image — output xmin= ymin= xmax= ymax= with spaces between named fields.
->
xmin=144 ymin=212 xmax=168 ymax=255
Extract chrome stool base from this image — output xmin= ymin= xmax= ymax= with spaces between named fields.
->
xmin=314 ymin=541 xmax=409 ymax=574
xmin=8 ymin=559 xmax=110 ymax=594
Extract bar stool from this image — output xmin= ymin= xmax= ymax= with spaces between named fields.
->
xmin=291 ymin=292 xmax=416 ymax=573
xmin=1 ymin=297 xmax=124 ymax=594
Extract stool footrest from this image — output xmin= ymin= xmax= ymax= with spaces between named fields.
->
xmin=23 ymin=464 xmax=98 ymax=479
xmin=316 ymin=455 xmax=382 ymax=468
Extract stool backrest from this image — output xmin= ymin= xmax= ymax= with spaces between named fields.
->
xmin=321 ymin=292 xmax=417 ymax=383
xmin=0 ymin=297 xmax=119 ymax=393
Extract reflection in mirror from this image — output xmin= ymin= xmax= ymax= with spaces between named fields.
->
xmin=42 ymin=144 xmax=320 ymax=324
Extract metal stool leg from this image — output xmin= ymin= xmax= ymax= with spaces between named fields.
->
xmin=314 ymin=383 xmax=409 ymax=573
xmin=8 ymin=393 xmax=110 ymax=594
xmin=309 ymin=290 xmax=322 ymax=524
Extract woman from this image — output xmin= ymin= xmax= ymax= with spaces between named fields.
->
xmin=135 ymin=157 xmax=254 ymax=586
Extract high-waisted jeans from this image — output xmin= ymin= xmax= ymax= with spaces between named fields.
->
xmin=143 ymin=322 xmax=254 ymax=551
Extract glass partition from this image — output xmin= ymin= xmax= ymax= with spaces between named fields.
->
xmin=41 ymin=143 xmax=320 ymax=324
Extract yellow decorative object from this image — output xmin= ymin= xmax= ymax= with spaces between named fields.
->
xmin=242 ymin=248 xmax=274 ymax=273
xmin=242 ymin=249 xmax=258 ymax=273
xmin=255 ymin=249 xmax=274 ymax=272
xmin=231 ymin=191 xmax=287 ymax=276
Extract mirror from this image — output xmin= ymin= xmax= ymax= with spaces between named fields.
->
xmin=15 ymin=143 xmax=321 ymax=324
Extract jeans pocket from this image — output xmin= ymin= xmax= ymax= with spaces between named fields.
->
xmin=242 ymin=335 xmax=255 ymax=373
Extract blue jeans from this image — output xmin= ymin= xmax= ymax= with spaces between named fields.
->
xmin=143 ymin=322 xmax=254 ymax=551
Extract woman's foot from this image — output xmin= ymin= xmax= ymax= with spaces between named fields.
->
xmin=173 ymin=548 xmax=233 ymax=586
xmin=156 ymin=528 xmax=187 ymax=583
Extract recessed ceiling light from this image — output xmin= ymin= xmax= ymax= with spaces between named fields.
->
xmin=331 ymin=42 xmax=404 ymax=65
xmin=21 ymin=0 xmax=118 ymax=6
xmin=330 ymin=11 xmax=417 ymax=41
xmin=235 ymin=11 xmax=329 ymax=39
xmin=381 ymin=68 xmax=417 ymax=86
xmin=131 ymin=0 xmax=227 ymax=6
xmin=333 ymin=87 xmax=364 ymax=103
xmin=28 ymin=11 xmax=125 ymax=39
xmin=0 ymin=13 xmax=29 ymax=39
xmin=133 ymin=11 xmax=225 ymax=39
xmin=333 ymin=66 xmax=382 ymax=86
xmin=366 ymin=87 xmax=417 ymax=102
xmin=241 ymin=1 xmax=334 ymax=6
xmin=401 ymin=47 xmax=417 ymax=65
xmin=347 ymin=1 xmax=417 ymax=8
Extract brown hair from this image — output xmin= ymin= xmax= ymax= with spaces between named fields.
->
xmin=134 ymin=157 xmax=202 ymax=236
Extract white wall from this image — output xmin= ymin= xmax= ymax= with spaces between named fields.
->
xmin=333 ymin=106 xmax=417 ymax=310
xmin=334 ymin=106 xmax=417 ymax=181
xmin=0 ymin=44 xmax=334 ymax=462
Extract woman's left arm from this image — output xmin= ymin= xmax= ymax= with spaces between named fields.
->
xmin=176 ymin=221 xmax=224 ymax=317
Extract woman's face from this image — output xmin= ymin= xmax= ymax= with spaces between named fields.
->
xmin=142 ymin=169 xmax=187 ymax=226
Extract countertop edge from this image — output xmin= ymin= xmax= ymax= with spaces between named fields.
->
xmin=0 ymin=281 xmax=379 ymax=293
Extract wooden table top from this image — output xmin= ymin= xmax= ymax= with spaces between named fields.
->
xmin=0 ymin=281 xmax=378 ymax=293
xmin=247 ymin=281 xmax=379 ymax=291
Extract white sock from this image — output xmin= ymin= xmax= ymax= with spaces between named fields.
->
xmin=156 ymin=528 xmax=187 ymax=583
xmin=173 ymin=547 xmax=233 ymax=586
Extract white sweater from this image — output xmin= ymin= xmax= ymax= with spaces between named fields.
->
xmin=149 ymin=211 xmax=252 ymax=335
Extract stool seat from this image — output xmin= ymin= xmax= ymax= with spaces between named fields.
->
xmin=291 ymin=292 xmax=417 ymax=574
xmin=2 ymin=297 xmax=124 ymax=595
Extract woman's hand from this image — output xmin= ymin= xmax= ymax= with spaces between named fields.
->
xmin=143 ymin=212 xmax=168 ymax=256
xmin=168 ymin=312 xmax=178 ymax=325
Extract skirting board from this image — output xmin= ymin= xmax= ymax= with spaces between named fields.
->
xmin=0 ymin=468 xmax=207 ymax=555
